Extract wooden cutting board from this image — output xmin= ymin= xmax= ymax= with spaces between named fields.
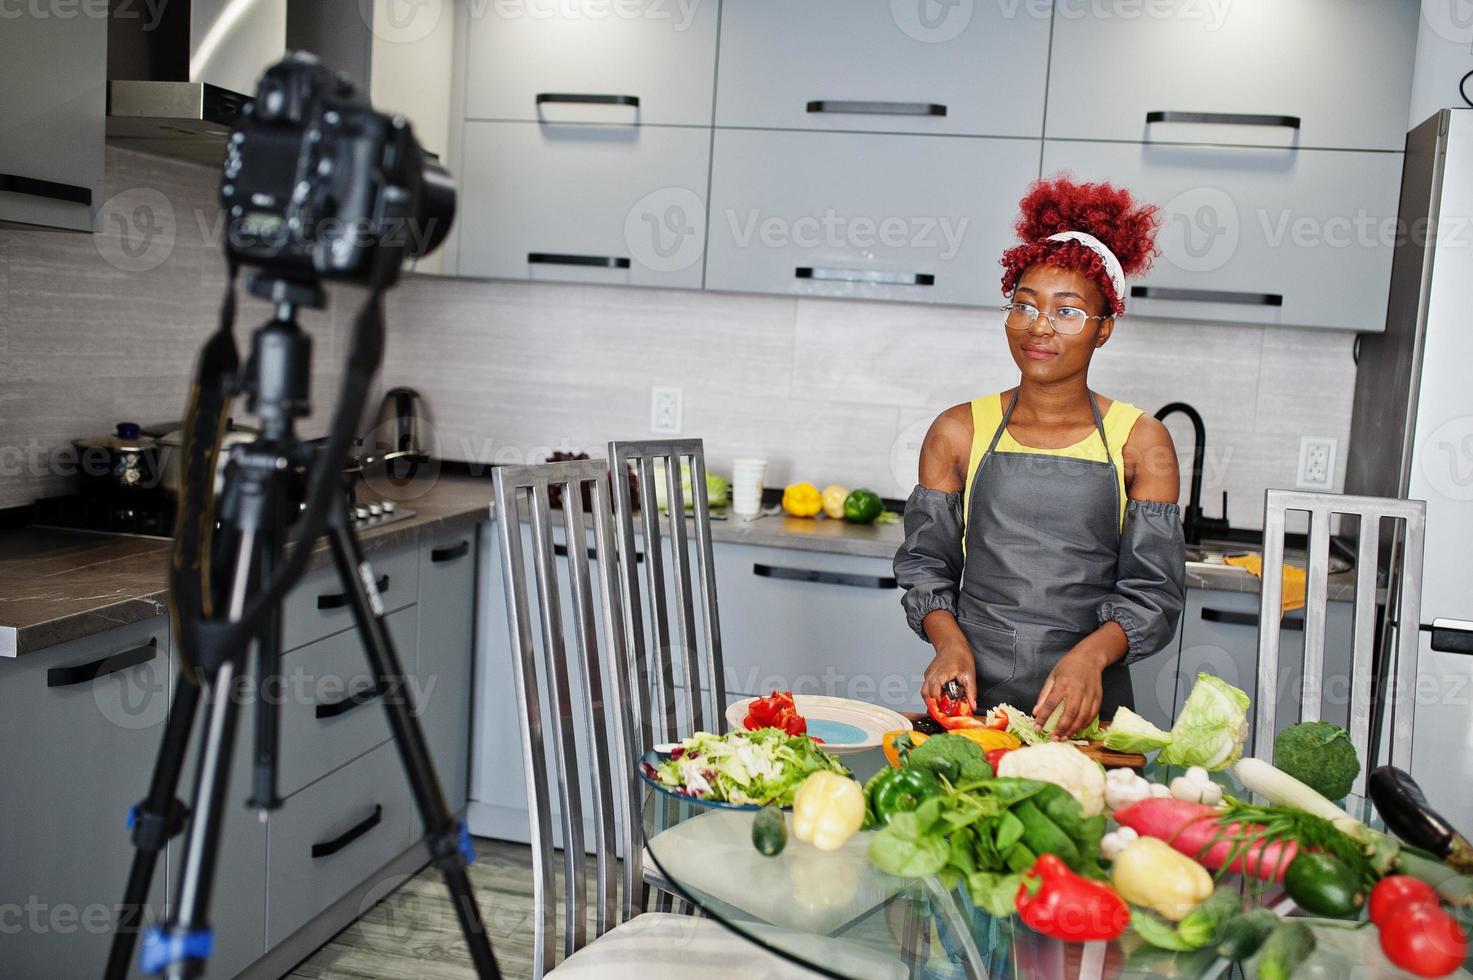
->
xmin=1074 ymin=741 xmax=1148 ymax=769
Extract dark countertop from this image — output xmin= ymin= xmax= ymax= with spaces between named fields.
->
xmin=0 ymin=474 xmax=1360 ymax=657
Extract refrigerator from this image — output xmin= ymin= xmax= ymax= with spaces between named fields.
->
xmin=1346 ymin=108 xmax=1473 ymax=819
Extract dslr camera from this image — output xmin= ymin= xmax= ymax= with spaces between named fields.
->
xmin=221 ymin=53 xmax=455 ymax=290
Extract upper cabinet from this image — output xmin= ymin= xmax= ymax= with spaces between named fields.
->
xmin=0 ymin=11 xmax=105 ymax=231
xmin=715 ymin=0 xmax=1050 ymax=138
xmin=460 ymin=0 xmax=720 ymax=126
xmin=1045 ymin=0 xmax=1418 ymax=152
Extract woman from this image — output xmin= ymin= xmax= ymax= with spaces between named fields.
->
xmin=895 ymin=176 xmax=1187 ymax=739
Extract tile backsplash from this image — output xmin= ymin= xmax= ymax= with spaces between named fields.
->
xmin=1 ymin=149 xmax=1358 ymax=530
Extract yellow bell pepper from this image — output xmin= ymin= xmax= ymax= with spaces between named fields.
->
xmin=791 ymin=771 xmax=865 ymax=851
xmin=949 ymin=728 xmax=1022 ymax=753
xmin=782 ymin=482 xmax=823 ymax=518
xmin=821 ymin=484 xmax=849 ymax=519
xmin=1110 ymin=836 xmax=1214 ymax=921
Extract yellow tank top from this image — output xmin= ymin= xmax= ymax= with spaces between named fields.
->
xmin=963 ymin=392 xmax=1144 ymax=532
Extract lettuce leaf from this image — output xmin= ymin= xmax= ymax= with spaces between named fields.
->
xmin=1101 ymin=707 xmax=1173 ymax=754
xmin=1102 ymin=675 xmax=1251 ymax=771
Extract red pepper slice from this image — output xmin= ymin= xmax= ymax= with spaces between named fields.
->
xmin=925 ymin=695 xmax=988 ymax=730
xmin=1015 ymin=854 xmax=1130 ymax=942
xmin=744 ymin=691 xmax=807 ymax=736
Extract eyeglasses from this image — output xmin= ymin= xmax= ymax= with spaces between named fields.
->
xmin=1001 ymin=302 xmax=1110 ymax=336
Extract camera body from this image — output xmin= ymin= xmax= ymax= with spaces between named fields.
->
xmin=221 ymin=54 xmax=454 ymax=290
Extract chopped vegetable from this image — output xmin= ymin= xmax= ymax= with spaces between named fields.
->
xmin=1256 ymin=920 xmax=1315 ymax=980
xmin=948 ymin=727 xmax=1021 ymax=753
xmin=1104 ymin=767 xmax=1155 ymax=811
xmin=1378 ymin=899 xmax=1468 ymax=978
xmin=1112 ymin=798 xmax=1297 ymax=881
xmin=649 ymin=729 xmax=848 ymax=806
xmin=1216 ymin=908 xmax=1278 ymax=961
xmin=743 ymin=690 xmax=809 ymax=737
xmin=1100 ymin=826 xmax=1138 ymax=861
xmin=1169 ymin=766 xmax=1224 ymax=806
xmin=781 ymin=482 xmax=823 ymax=517
xmin=791 ymin=771 xmax=866 ymax=851
xmin=905 ymin=732 xmax=994 ymax=786
xmin=1110 ymin=836 xmax=1215 ymax=921
xmin=996 ymin=743 xmax=1107 ymax=818
xmin=1274 ymin=720 xmax=1360 ymax=801
xmin=927 ymin=690 xmax=988 ymax=730
xmin=1369 ymin=766 xmax=1473 ymax=873
xmin=752 ymin=806 xmax=787 ymax=856
xmin=1105 ymin=674 xmax=1249 ymax=771
xmin=865 ymin=767 xmax=941 ymax=827
xmin=1101 ymin=707 xmax=1173 ymax=754
xmin=1016 ymin=853 xmax=1130 ymax=941
xmin=995 ymin=703 xmax=1051 ymax=746
xmin=1283 ymin=851 xmax=1364 ymax=918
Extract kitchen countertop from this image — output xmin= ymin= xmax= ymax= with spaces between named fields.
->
xmin=0 ymin=474 xmax=1362 ymax=658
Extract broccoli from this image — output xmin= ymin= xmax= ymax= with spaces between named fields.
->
xmin=904 ymin=733 xmax=993 ymax=786
xmin=1273 ymin=721 xmax=1360 ymax=801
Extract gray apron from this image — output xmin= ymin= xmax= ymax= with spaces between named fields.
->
xmin=957 ymin=391 xmax=1135 ymax=713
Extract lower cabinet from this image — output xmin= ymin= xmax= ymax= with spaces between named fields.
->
xmin=0 ymin=617 xmax=168 ymax=980
xmin=414 ymin=528 xmax=479 ymax=817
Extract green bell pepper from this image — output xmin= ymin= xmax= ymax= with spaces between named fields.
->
xmin=866 ymin=767 xmax=942 ymax=827
xmin=843 ymin=489 xmax=885 ymax=524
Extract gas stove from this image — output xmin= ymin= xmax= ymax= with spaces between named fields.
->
xmin=30 ymin=490 xmax=415 ymax=540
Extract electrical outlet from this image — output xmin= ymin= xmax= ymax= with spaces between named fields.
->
xmin=1297 ymin=436 xmax=1337 ymax=490
xmin=650 ymin=386 xmax=683 ymax=435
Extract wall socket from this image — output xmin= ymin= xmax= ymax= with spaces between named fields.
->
xmin=650 ymin=385 xmax=683 ymax=435
xmin=1296 ymin=435 xmax=1338 ymax=490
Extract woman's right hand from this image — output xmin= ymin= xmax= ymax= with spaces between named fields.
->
xmin=921 ymin=640 xmax=977 ymax=710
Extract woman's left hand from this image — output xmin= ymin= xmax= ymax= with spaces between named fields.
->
xmin=1031 ymin=646 xmax=1107 ymax=740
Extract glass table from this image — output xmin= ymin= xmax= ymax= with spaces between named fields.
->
xmin=641 ymin=754 xmax=1470 ymax=980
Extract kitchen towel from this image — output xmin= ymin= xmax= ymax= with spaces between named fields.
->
xmin=1223 ymin=553 xmax=1306 ymax=615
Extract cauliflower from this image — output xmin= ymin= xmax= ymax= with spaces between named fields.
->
xmin=1104 ymin=766 xmax=1155 ymax=811
xmin=996 ymin=743 xmax=1107 ymax=817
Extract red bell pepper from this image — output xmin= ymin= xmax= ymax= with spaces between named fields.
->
xmin=985 ymin=747 xmax=1012 ymax=771
xmin=925 ymin=692 xmax=989 ymax=730
xmin=743 ymin=690 xmax=807 ymax=737
xmin=1016 ymin=854 xmax=1130 ymax=942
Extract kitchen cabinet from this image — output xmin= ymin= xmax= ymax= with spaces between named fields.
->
xmin=280 ymin=544 xmax=420 ymax=653
xmin=706 ymin=129 xmax=1040 ymax=306
xmin=460 ymin=0 xmax=719 ymax=127
xmin=715 ymin=0 xmax=1050 ymax=138
xmin=1042 ymin=139 xmax=1402 ymax=332
xmin=1175 ymin=588 xmax=1355 ymax=756
xmin=1045 ymin=0 xmax=1417 ymax=153
xmin=456 ymin=121 xmax=711 ymax=288
xmin=0 ymin=9 xmax=105 ymax=231
xmin=0 ymin=617 xmax=168 ymax=980
xmin=414 ymin=529 xmax=479 ymax=817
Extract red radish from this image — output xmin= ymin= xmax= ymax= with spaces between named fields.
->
xmin=1113 ymin=798 xmax=1298 ymax=882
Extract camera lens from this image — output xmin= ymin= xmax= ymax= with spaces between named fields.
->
xmin=413 ymin=160 xmax=456 ymax=259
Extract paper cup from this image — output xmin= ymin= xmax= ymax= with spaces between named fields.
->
xmin=730 ymin=457 xmax=768 ymax=517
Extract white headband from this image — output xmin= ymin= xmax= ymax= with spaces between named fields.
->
xmin=1046 ymin=231 xmax=1126 ymax=309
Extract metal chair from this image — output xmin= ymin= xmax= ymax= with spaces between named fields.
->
xmin=1254 ymin=489 xmax=1427 ymax=795
xmin=493 ymin=458 xmax=832 ymax=979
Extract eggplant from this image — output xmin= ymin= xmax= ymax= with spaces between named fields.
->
xmin=1368 ymin=766 xmax=1473 ymax=873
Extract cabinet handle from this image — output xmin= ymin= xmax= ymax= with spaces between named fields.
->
xmin=0 ymin=172 xmax=93 ymax=206
xmin=753 ymin=563 xmax=897 ymax=590
xmin=1200 ymin=607 xmax=1304 ymax=631
xmin=1146 ymin=110 xmax=1301 ymax=130
xmin=536 ymin=92 xmax=640 ymax=108
xmin=806 ymin=100 xmax=947 ymax=117
xmin=47 ymin=637 xmax=158 ymax=688
xmin=310 ymin=804 xmax=383 ymax=858
xmin=554 ymin=542 xmax=642 ymax=564
xmin=315 ymin=678 xmax=391 ymax=720
xmin=1424 ymin=619 xmax=1473 ymax=656
xmin=1131 ymin=286 xmax=1283 ymax=307
xmin=431 ymin=540 xmax=470 ymax=563
xmin=529 ymin=252 xmax=632 ymax=270
xmin=318 ymin=576 xmax=389 ymax=610
xmin=796 ymin=267 xmax=935 ymax=287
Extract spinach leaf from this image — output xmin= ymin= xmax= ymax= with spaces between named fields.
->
xmin=967 ymin=870 xmax=1025 ymax=917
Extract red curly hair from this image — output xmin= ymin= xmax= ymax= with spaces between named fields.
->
xmin=999 ymin=175 xmax=1161 ymax=316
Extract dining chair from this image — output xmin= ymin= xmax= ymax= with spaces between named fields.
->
xmin=1253 ymin=488 xmax=1427 ymax=795
xmin=491 ymin=458 xmax=843 ymax=979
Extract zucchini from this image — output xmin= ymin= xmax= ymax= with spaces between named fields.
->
xmin=752 ymin=806 xmax=787 ymax=856
xmin=1369 ymin=766 xmax=1473 ymax=873
xmin=1216 ymin=908 xmax=1278 ymax=961
xmin=1256 ymin=920 xmax=1315 ymax=980
xmin=1283 ymin=852 xmax=1364 ymax=918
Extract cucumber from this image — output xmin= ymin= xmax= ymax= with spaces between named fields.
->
xmin=1216 ymin=908 xmax=1278 ymax=961
xmin=1256 ymin=920 xmax=1315 ymax=980
xmin=1283 ymin=851 xmax=1364 ymax=918
xmin=752 ymin=806 xmax=787 ymax=856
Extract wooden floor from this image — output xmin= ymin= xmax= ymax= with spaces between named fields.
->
xmin=286 ymin=838 xmax=556 ymax=980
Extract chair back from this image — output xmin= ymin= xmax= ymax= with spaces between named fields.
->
xmin=1255 ymin=488 xmax=1426 ymax=795
xmin=491 ymin=458 xmax=641 ymax=978
xmin=607 ymin=439 xmax=727 ymax=749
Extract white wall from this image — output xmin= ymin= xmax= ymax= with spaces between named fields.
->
xmin=1409 ymin=1 xmax=1473 ymax=125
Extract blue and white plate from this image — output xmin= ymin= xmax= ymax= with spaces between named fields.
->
xmin=725 ymin=695 xmax=911 ymax=755
xmin=637 ymin=747 xmax=771 ymax=811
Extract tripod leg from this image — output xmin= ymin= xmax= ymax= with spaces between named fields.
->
xmin=325 ymin=521 xmax=502 ymax=980
xmin=105 ymin=674 xmax=202 ymax=980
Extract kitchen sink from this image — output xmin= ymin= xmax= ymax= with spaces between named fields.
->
xmin=1185 ymin=538 xmax=1354 ymax=575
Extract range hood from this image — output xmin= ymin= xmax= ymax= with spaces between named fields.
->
xmin=106 ymin=0 xmax=286 ymax=164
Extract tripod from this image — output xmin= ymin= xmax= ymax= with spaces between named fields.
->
xmin=105 ymin=277 xmax=500 ymax=980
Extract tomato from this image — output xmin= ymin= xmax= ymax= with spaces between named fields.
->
xmin=1370 ymin=875 xmax=1438 ymax=926
xmin=743 ymin=691 xmax=807 ymax=736
xmin=1378 ymin=900 xmax=1467 ymax=978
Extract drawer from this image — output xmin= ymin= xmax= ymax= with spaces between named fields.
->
xmin=266 ymin=739 xmax=415 ymax=947
xmin=281 ymin=541 xmax=419 ymax=652
xmin=278 ymin=606 xmax=417 ymax=797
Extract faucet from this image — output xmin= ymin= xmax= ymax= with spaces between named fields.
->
xmin=1154 ymin=402 xmax=1229 ymax=545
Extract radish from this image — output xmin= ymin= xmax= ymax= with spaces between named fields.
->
xmin=1113 ymin=798 xmax=1298 ymax=882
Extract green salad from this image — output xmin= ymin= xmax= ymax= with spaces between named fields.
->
xmin=646 ymin=729 xmax=849 ymax=807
